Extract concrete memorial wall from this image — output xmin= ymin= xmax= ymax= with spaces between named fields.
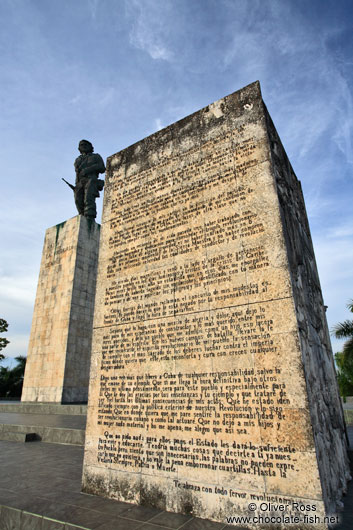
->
xmin=82 ymin=82 xmax=350 ymax=527
xmin=22 ymin=215 xmax=100 ymax=403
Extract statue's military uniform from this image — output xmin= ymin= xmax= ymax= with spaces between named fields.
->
xmin=74 ymin=152 xmax=105 ymax=220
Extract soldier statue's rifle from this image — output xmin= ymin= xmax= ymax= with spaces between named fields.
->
xmin=62 ymin=178 xmax=76 ymax=192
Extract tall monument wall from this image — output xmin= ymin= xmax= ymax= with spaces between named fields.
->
xmin=22 ymin=215 xmax=100 ymax=403
xmin=263 ymin=108 xmax=350 ymax=514
xmin=82 ymin=82 xmax=349 ymax=526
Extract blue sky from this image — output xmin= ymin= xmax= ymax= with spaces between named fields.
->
xmin=1 ymin=0 xmax=352 ymax=365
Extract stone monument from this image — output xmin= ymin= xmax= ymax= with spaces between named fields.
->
xmin=22 ymin=140 xmax=104 ymax=403
xmin=82 ymin=82 xmax=350 ymax=527
xmin=22 ymin=216 xmax=100 ymax=403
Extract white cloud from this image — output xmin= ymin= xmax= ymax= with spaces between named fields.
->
xmin=327 ymin=221 xmax=353 ymax=239
xmin=125 ymin=0 xmax=173 ymax=61
xmin=222 ymin=0 xmax=353 ymax=177
xmin=331 ymin=77 xmax=353 ymax=165
xmin=0 ymin=277 xmax=37 ymax=308
xmin=88 ymin=0 xmax=99 ymax=20
xmin=2 ymin=335 xmax=30 ymax=361
xmin=98 ymin=87 xmax=116 ymax=108
xmin=68 ymin=86 xmax=117 ymax=110
xmin=155 ymin=118 xmax=163 ymax=131
xmin=69 ymin=94 xmax=82 ymax=105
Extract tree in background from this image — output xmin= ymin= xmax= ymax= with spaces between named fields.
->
xmin=0 ymin=320 xmax=27 ymax=398
xmin=0 ymin=356 xmax=27 ymax=398
xmin=0 ymin=318 xmax=10 ymax=362
xmin=334 ymin=352 xmax=353 ymax=401
xmin=332 ymin=300 xmax=353 ymax=362
xmin=332 ymin=300 xmax=353 ymax=399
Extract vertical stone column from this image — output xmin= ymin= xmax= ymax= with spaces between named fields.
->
xmin=82 ymin=82 xmax=349 ymax=527
xmin=22 ymin=215 xmax=100 ymax=403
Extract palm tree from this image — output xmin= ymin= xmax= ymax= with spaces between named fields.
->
xmin=332 ymin=300 xmax=353 ymax=361
xmin=0 ymin=365 xmax=11 ymax=397
xmin=14 ymin=355 xmax=26 ymax=373
xmin=334 ymin=351 xmax=353 ymax=400
xmin=0 ymin=356 xmax=27 ymax=398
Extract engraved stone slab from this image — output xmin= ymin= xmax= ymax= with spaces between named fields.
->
xmin=22 ymin=215 xmax=100 ymax=403
xmin=82 ymin=82 xmax=350 ymax=527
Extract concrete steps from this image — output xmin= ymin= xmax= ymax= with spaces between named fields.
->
xmin=344 ymin=409 xmax=353 ymax=426
xmin=0 ymin=423 xmax=85 ymax=445
xmin=0 ymin=402 xmax=87 ymax=415
xmin=0 ymin=402 xmax=86 ymax=446
xmin=0 ymin=431 xmax=37 ymax=442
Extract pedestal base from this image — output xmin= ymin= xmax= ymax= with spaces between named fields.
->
xmin=22 ymin=215 xmax=100 ymax=403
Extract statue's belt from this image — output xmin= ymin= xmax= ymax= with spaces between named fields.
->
xmin=77 ymin=176 xmax=104 ymax=191
xmin=78 ymin=175 xmax=98 ymax=181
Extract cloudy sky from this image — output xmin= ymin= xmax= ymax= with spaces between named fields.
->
xmin=0 ymin=0 xmax=352 ymax=365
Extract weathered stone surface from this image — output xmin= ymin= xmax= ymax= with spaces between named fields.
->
xmin=82 ymin=81 xmax=350 ymax=527
xmin=22 ymin=215 xmax=100 ymax=403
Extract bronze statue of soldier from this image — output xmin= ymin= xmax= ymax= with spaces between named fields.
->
xmin=65 ymin=140 xmax=105 ymax=220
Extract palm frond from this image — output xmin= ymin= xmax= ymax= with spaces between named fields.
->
xmin=332 ymin=320 xmax=353 ymax=339
xmin=347 ymin=300 xmax=353 ymax=314
xmin=343 ymin=337 xmax=353 ymax=362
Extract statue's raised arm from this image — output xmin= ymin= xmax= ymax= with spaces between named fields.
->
xmin=73 ymin=139 xmax=105 ymax=220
